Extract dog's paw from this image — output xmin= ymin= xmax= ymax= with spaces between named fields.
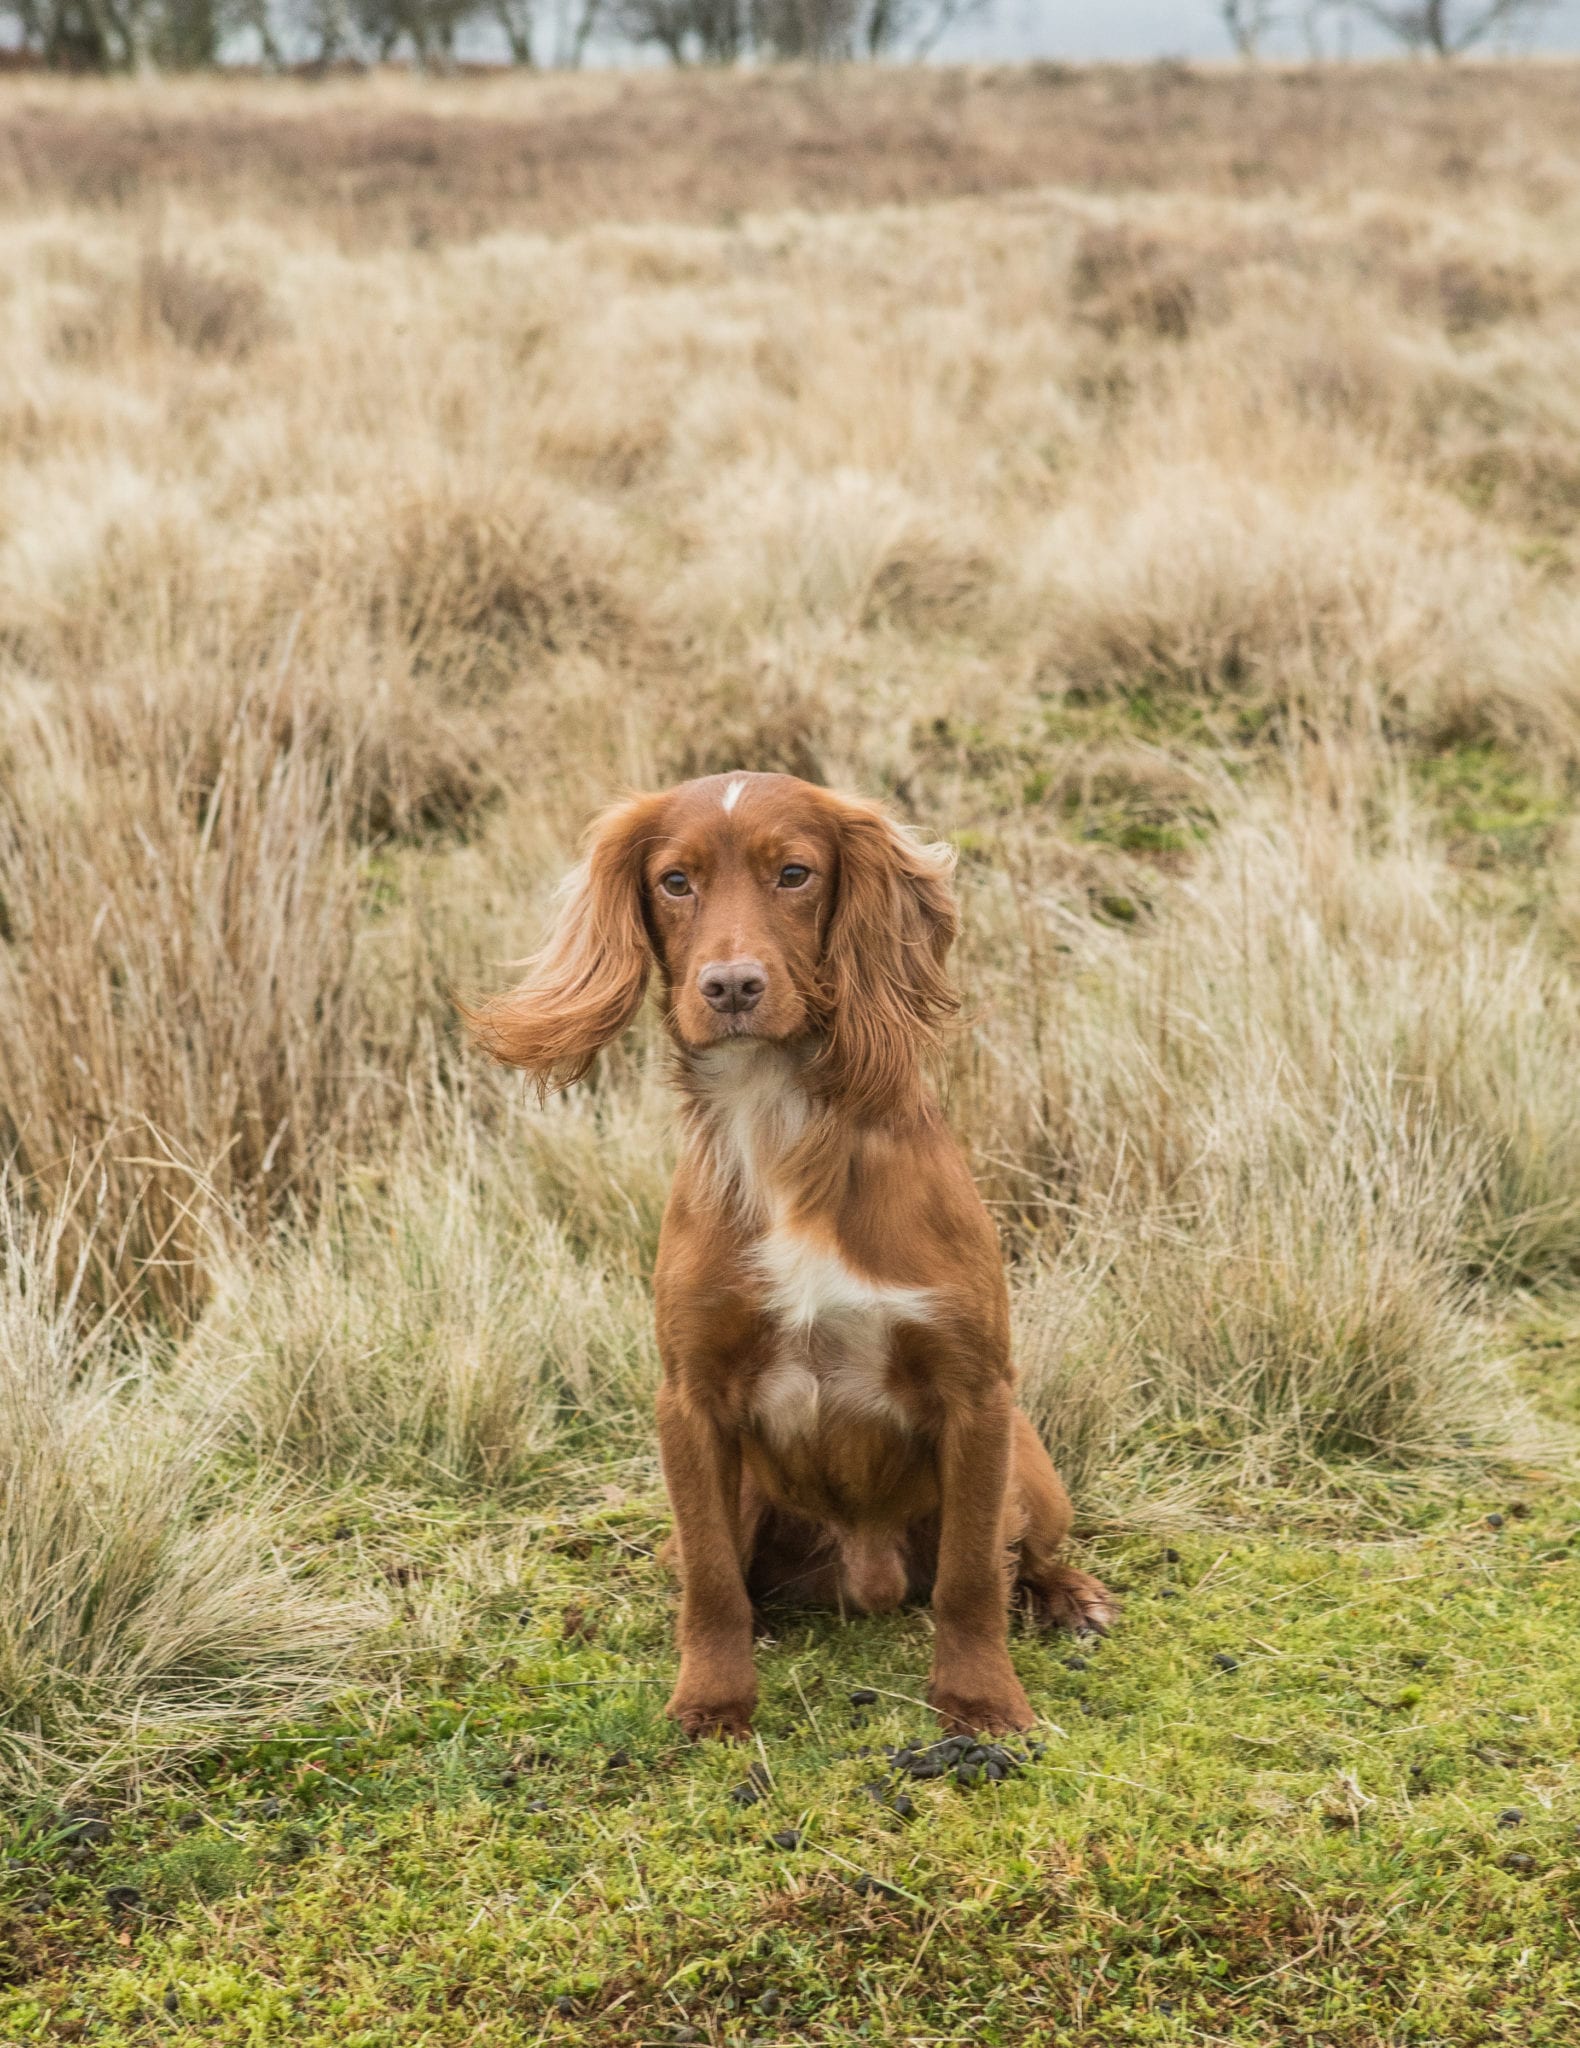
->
xmin=1022 ymin=1565 xmax=1118 ymax=1637
xmin=666 ymin=1690 xmax=756 ymax=1741
xmin=928 ymin=1674 xmax=1035 ymax=1737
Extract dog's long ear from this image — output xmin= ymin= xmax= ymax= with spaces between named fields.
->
xmin=815 ymin=798 xmax=959 ymax=1124
xmin=462 ymin=794 xmax=664 ymax=1095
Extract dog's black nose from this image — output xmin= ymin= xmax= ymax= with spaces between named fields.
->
xmin=698 ymin=959 xmax=767 ymax=1015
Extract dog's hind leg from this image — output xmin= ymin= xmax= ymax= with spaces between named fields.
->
xmin=1009 ymin=1409 xmax=1117 ymax=1636
xmin=743 ymin=1498 xmax=843 ymax=1611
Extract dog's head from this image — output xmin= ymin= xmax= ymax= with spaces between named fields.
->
xmin=465 ymin=773 xmax=959 ymax=1121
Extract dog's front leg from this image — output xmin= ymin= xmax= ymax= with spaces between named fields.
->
xmin=928 ymin=1379 xmax=1035 ymax=1735
xmin=657 ymin=1380 xmax=757 ymax=1740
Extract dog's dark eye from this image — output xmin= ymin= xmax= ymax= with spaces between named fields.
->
xmin=778 ymin=864 xmax=811 ymax=889
xmin=659 ymin=871 xmax=692 ymax=898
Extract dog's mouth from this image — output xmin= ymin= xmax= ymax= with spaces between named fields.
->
xmin=675 ymin=1004 xmax=810 ymax=1054
xmin=687 ymin=1010 xmax=773 ymax=1049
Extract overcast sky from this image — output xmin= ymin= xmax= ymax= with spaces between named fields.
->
xmin=934 ymin=0 xmax=1580 ymax=61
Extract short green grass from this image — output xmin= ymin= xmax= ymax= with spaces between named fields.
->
xmin=6 ymin=1405 xmax=1578 ymax=2047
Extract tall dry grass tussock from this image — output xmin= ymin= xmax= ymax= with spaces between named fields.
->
xmin=0 ymin=1188 xmax=369 ymax=1796
xmin=182 ymin=1112 xmax=661 ymax=1489
xmin=0 ymin=670 xmax=385 ymax=1324
xmin=963 ymin=801 xmax=1541 ymax=1494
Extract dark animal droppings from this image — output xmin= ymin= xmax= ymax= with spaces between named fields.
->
xmin=849 ymin=1688 xmax=879 ymax=1706
xmin=770 ymin=1829 xmax=803 ymax=1850
xmin=1212 ymin=1653 xmax=1240 ymax=1671
xmin=884 ymin=1730 xmax=1042 ymax=1789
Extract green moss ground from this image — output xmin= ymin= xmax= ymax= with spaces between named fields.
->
xmin=5 ymin=1408 xmax=1579 ymax=2046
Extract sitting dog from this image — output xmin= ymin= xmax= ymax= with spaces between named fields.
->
xmin=467 ymin=772 xmax=1112 ymax=1737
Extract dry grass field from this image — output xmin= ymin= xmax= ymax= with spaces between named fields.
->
xmin=3 ymin=58 xmax=1580 ymax=2046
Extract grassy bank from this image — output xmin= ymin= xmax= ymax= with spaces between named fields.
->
xmin=1 ymin=56 xmax=1579 ymax=2042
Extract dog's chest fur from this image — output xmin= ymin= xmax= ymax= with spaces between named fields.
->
xmin=690 ymin=1046 xmax=932 ymax=1444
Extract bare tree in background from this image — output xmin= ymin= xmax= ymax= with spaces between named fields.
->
xmin=614 ymin=0 xmax=737 ymax=59
xmin=343 ymin=0 xmax=475 ymax=64
xmin=291 ymin=0 xmax=356 ymax=59
xmin=1221 ymin=0 xmax=1279 ymax=56
xmin=618 ymin=0 xmax=976 ymax=60
xmin=5 ymin=0 xmax=115 ymax=63
xmin=488 ymin=0 xmax=535 ymax=59
xmin=229 ymin=0 xmax=283 ymax=58
xmin=547 ymin=0 xmax=600 ymax=61
xmin=752 ymin=0 xmax=857 ymax=59
xmin=615 ymin=0 xmax=692 ymax=57
xmin=5 ymin=0 xmax=284 ymax=62
xmin=34 ymin=0 xmax=163 ymax=65
xmin=863 ymin=0 xmax=986 ymax=57
xmin=0 ymin=0 xmax=974 ymax=70
xmin=1355 ymin=0 xmax=1552 ymax=53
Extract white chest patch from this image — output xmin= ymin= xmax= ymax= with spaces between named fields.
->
xmin=749 ymin=1229 xmax=932 ymax=1446
xmin=688 ymin=1043 xmax=932 ymax=1446
xmin=754 ymin=1230 xmax=933 ymax=1335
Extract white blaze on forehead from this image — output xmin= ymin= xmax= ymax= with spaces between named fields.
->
xmin=721 ymin=776 xmax=748 ymax=814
